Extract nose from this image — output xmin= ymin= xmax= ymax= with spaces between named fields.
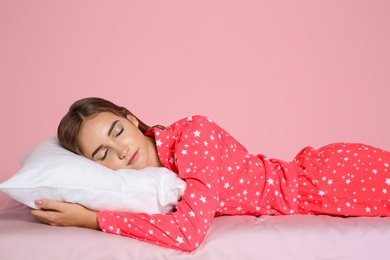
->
xmin=116 ymin=143 xmax=129 ymax=160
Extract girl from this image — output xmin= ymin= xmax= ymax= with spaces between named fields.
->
xmin=30 ymin=97 xmax=390 ymax=252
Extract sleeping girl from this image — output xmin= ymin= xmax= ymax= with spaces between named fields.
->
xmin=29 ymin=97 xmax=390 ymax=252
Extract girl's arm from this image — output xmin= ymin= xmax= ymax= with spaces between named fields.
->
xmin=97 ymin=177 xmax=217 ymax=251
xmin=29 ymin=200 xmax=100 ymax=230
xmin=29 ymin=177 xmax=217 ymax=252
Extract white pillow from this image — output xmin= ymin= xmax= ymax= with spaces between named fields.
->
xmin=0 ymin=137 xmax=186 ymax=214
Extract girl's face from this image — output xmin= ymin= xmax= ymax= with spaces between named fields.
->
xmin=77 ymin=112 xmax=161 ymax=170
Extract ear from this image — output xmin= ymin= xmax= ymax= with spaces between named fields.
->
xmin=126 ymin=114 xmax=139 ymax=127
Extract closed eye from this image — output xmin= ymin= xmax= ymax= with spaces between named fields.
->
xmin=116 ymin=127 xmax=124 ymax=137
xmin=100 ymin=150 xmax=108 ymax=161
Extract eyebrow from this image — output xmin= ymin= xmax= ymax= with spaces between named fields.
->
xmin=91 ymin=120 xmax=120 ymax=159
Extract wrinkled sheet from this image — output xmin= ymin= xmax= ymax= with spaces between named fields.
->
xmin=0 ymin=199 xmax=389 ymax=260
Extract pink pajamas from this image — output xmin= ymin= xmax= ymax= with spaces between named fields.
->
xmin=97 ymin=116 xmax=390 ymax=251
xmin=295 ymin=143 xmax=390 ymax=216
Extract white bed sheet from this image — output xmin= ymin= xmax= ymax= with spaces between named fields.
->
xmin=1 ymin=198 xmax=389 ymax=260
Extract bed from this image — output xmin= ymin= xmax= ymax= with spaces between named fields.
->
xmin=1 ymin=137 xmax=390 ymax=259
xmin=1 ymin=198 xmax=389 ymax=260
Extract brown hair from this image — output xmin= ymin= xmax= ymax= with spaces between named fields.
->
xmin=57 ymin=97 xmax=164 ymax=155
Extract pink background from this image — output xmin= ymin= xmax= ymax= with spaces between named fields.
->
xmin=1 ymin=1 xmax=389 ymax=205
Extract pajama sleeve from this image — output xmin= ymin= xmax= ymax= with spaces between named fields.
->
xmin=97 ymin=179 xmax=217 ymax=251
xmin=97 ymin=116 xmax=221 ymax=251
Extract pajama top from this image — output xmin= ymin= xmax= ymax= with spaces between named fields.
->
xmin=97 ymin=115 xmax=390 ymax=252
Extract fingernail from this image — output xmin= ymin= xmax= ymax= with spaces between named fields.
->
xmin=35 ymin=200 xmax=43 ymax=206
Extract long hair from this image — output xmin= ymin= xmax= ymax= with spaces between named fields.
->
xmin=57 ymin=97 xmax=163 ymax=155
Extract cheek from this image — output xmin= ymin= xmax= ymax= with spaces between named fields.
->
xmin=100 ymin=161 xmax=115 ymax=170
xmin=101 ymin=156 xmax=121 ymax=170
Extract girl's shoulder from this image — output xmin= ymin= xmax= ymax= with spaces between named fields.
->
xmin=170 ymin=115 xmax=216 ymax=128
xmin=148 ymin=115 xmax=214 ymax=137
xmin=162 ymin=115 xmax=219 ymax=135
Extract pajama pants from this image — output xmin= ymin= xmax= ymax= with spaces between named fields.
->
xmin=294 ymin=143 xmax=390 ymax=216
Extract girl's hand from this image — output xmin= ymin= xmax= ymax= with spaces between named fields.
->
xmin=29 ymin=200 xmax=100 ymax=230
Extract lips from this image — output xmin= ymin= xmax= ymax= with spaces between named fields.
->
xmin=127 ymin=150 xmax=138 ymax=165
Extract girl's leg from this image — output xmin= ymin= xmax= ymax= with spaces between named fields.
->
xmin=295 ymin=143 xmax=390 ymax=216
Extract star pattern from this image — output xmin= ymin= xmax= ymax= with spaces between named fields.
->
xmin=97 ymin=116 xmax=390 ymax=251
xmin=295 ymin=143 xmax=390 ymax=216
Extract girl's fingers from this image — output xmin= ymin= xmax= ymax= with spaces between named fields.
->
xmin=34 ymin=199 xmax=67 ymax=211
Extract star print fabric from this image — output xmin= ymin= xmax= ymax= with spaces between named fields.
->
xmin=97 ymin=116 xmax=390 ymax=251
xmin=294 ymin=143 xmax=390 ymax=216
